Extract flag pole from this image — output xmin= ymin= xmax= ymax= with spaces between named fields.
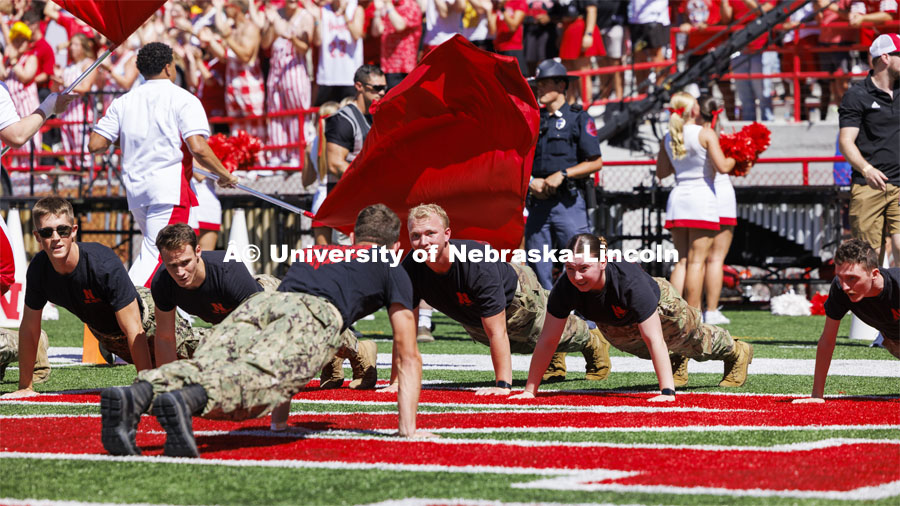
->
xmin=0 ymin=47 xmax=114 ymax=157
xmin=194 ymin=167 xmax=316 ymax=219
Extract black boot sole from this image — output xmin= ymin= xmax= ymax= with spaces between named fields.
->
xmin=100 ymin=388 xmax=141 ymax=456
xmin=153 ymin=392 xmax=200 ymax=458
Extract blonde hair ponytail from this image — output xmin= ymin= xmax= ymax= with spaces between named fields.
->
xmin=667 ymin=92 xmax=696 ymax=160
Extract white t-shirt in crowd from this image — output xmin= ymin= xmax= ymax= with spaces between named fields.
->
xmin=93 ymin=79 xmax=209 ymax=209
xmin=629 ymin=0 xmax=671 ymax=25
xmin=424 ymin=0 xmax=463 ymax=47
xmin=0 ymin=83 xmax=22 ymax=134
xmin=317 ymin=0 xmax=363 ymax=86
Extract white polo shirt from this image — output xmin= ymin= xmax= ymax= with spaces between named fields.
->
xmin=0 ymin=82 xmax=22 ymax=134
xmin=93 ymin=79 xmax=209 ymax=209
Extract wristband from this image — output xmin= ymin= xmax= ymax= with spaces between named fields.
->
xmin=495 ymin=380 xmax=512 ymax=389
xmin=661 ymin=388 xmax=676 ymax=396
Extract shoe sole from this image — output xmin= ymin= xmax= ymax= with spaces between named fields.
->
xmin=153 ymin=393 xmax=199 ymax=458
xmin=100 ymin=388 xmax=141 ymax=456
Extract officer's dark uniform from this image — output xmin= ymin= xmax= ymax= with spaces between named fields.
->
xmin=526 ymin=77 xmax=603 ymax=289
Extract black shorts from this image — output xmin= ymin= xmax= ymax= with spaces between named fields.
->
xmin=817 ymin=45 xmax=852 ymax=74
xmin=630 ymin=22 xmax=669 ymax=50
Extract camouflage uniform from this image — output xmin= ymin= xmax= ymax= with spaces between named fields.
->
xmin=138 ymin=291 xmax=343 ymax=420
xmin=0 ymin=327 xmax=51 ymax=382
xmin=598 ymin=278 xmax=735 ymax=361
xmin=89 ymin=286 xmax=197 ymax=365
xmin=460 ymin=263 xmax=592 ymax=354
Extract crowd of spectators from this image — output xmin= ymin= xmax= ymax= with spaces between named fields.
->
xmin=0 ymin=0 xmax=896 ymax=169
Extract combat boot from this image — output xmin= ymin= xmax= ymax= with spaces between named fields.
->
xmin=152 ymin=384 xmax=208 ymax=458
xmin=33 ymin=330 xmax=51 ymax=384
xmin=582 ymin=328 xmax=611 ymax=380
xmin=100 ymin=381 xmax=153 ymax=456
xmin=542 ymin=352 xmax=567 ymax=382
xmin=671 ymin=354 xmax=689 ymax=387
xmin=319 ymin=355 xmax=345 ymax=389
xmin=348 ymin=340 xmax=378 ymax=389
xmin=719 ymin=340 xmax=753 ymax=387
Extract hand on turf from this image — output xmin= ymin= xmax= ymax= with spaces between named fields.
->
xmin=1 ymin=388 xmax=37 ymax=399
xmin=792 ymin=397 xmax=825 ymax=404
xmin=647 ymin=394 xmax=676 ymax=402
xmin=509 ymin=390 xmax=535 ymax=400
xmin=378 ymin=382 xmax=399 ymax=394
xmin=475 ymin=386 xmax=510 ymax=396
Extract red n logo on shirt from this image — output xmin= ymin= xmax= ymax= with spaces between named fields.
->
xmin=611 ymin=305 xmax=626 ymax=319
xmin=210 ymin=303 xmax=230 ymax=314
xmin=83 ymin=289 xmax=100 ymax=304
xmin=892 ymin=308 xmax=899 ymax=321
xmin=456 ymin=292 xmax=473 ymax=306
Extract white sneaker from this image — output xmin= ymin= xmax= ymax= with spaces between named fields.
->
xmin=703 ymin=309 xmax=731 ymax=325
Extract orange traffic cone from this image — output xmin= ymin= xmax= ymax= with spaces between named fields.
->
xmin=82 ymin=324 xmax=106 ymax=364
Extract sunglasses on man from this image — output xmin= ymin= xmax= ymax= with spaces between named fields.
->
xmin=362 ymin=82 xmax=387 ymax=92
xmin=37 ymin=225 xmax=73 ymax=239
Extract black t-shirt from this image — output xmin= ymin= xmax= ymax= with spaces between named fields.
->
xmin=402 ymin=239 xmax=519 ymax=327
xmin=151 ymin=250 xmax=262 ymax=324
xmin=277 ymin=245 xmax=414 ymax=331
xmin=547 ymin=261 xmax=660 ymax=326
xmin=324 ymin=105 xmax=372 ymax=152
xmin=838 ymin=73 xmax=900 ymax=185
xmin=824 ymin=267 xmax=900 ymax=341
xmin=25 ymin=242 xmax=138 ymax=335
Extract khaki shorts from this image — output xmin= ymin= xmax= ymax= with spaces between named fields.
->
xmin=849 ymin=183 xmax=900 ymax=249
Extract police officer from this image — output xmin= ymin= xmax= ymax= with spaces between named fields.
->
xmin=526 ymin=58 xmax=604 ymax=289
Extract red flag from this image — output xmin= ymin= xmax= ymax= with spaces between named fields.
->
xmin=314 ymin=35 xmax=539 ymax=250
xmin=52 ymin=0 xmax=166 ymax=45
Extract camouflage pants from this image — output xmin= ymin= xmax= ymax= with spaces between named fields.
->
xmin=138 ymin=291 xmax=344 ymax=421
xmin=598 ymin=278 xmax=734 ymax=361
xmin=89 ymin=286 xmax=197 ymax=365
xmin=461 ymin=263 xmax=591 ymax=354
xmin=0 ymin=327 xmax=51 ymax=382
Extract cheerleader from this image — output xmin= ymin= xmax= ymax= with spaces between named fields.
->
xmin=301 ymin=100 xmax=341 ymax=245
xmin=656 ymin=92 xmax=735 ymax=310
xmin=701 ymin=95 xmax=737 ymax=325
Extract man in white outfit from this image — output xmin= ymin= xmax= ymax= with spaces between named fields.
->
xmin=88 ymin=42 xmax=237 ymax=288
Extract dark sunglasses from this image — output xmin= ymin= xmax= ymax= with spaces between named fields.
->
xmin=37 ymin=225 xmax=73 ymax=238
xmin=363 ymin=83 xmax=387 ymax=92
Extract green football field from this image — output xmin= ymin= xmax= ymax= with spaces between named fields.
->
xmin=1 ymin=308 xmax=898 ymax=506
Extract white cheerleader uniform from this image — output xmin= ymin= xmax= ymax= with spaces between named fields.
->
xmin=714 ymin=171 xmax=737 ymax=226
xmin=663 ymin=124 xmax=720 ymax=230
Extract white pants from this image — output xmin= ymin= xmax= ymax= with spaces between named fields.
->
xmin=129 ymin=204 xmax=198 ymax=287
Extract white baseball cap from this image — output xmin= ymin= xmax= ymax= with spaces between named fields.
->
xmin=869 ymin=33 xmax=900 ymax=58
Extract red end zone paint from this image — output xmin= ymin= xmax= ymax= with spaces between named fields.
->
xmin=7 ymin=390 xmax=899 ymax=429
xmin=1 ymin=416 xmax=898 ymax=494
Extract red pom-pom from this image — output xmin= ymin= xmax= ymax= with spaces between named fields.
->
xmin=206 ymin=131 xmax=263 ymax=172
xmin=719 ymin=122 xmax=772 ymax=177
xmin=810 ymin=292 xmax=828 ymax=316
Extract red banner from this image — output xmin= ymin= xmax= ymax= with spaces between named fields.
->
xmin=314 ymin=35 xmax=539 ymax=250
xmin=52 ymin=0 xmax=166 ymax=45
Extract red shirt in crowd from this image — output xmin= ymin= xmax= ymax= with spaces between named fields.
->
xmin=851 ymin=0 xmax=899 ymax=46
xmin=495 ymin=0 xmax=528 ymax=52
xmin=379 ymin=0 xmax=422 ymax=74
xmin=727 ymin=0 xmax=776 ymax=51
xmin=364 ymin=1 xmax=382 ymax=66
xmin=677 ymin=0 xmax=723 ymax=54
xmin=26 ymin=38 xmax=55 ymax=88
